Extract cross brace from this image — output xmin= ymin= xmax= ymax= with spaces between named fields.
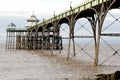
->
xmin=101 ymin=33 xmax=120 ymax=37
xmin=62 ymin=36 xmax=94 ymax=39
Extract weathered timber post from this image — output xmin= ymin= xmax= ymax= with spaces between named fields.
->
xmin=51 ymin=27 xmax=54 ymax=55
xmin=6 ymin=31 xmax=8 ymax=49
xmin=55 ymin=25 xmax=61 ymax=54
xmin=33 ymin=29 xmax=37 ymax=50
xmin=36 ymin=29 xmax=38 ymax=50
xmin=42 ymin=25 xmax=45 ymax=51
xmin=27 ymin=31 xmax=30 ymax=50
xmin=28 ymin=31 xmax=31 ymax=50
xmin=12 ymin=32 xmax=14 ymax=49
xmin=56 ymin=24 xmax=61 ymax=54
xmin=11 ymin=32 xmax=13 ymax=49
xmin=51 ymin=18 xmax=58 ymax=55
xmin=48 ymin=28 xmax=50 ymax=50
xmin=10 ymin=32 xmax=12 ymax=49
xmin=9 ymin=32 xmax=11 ymax=49
xmin=37 ymin=27 xmax=42 ymax=50
xmin=12 ymin=32 xmax=15 ymax=49
xmin=8 ymin=32 xmax=10 ymax=49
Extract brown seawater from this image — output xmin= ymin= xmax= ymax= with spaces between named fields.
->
xmin=0 ymin=44 xmax=120 ymax=80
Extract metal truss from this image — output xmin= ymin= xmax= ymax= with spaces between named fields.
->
xmin=100 ymin=9 xmax=120 ymax=65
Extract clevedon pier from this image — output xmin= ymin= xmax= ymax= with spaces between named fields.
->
xmin=6 ymin=0 xmax=120 ymax=66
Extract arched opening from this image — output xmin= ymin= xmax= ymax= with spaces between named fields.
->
xmin=58 ymin=22 xmax=70 ymax=56
xmin=75 ymin=9 xmax=95 ymax=20
xmin=32 ymin=29 xmax=36 ymax=38
xmin=29 ymin=29 xmax=36 ymax=49
xmin=99 ymin=9 xmax=120 ymax=65
xmin=48 ymin=17 xmax=70 ymax=54
xmin=43 ymin=23 xmax=54 ymax=50
xmin=37 ymin=27 xmax=43 ymax=49
xmin=25 ymin=30 xmax=33 ymax=49
xmin=73 ymin=17 xmax=94 ymax=64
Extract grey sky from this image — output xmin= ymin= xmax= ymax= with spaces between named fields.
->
xmin=0 ymin=0 xmax=86 ymax=43
xmin=0 ymin=0 xmax=120 ymax=44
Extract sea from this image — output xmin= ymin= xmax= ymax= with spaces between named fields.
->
xmin=0 ymin=44 xmax=120 ymax=80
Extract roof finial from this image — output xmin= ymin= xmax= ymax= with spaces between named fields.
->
xmin=53 ymin=10 xmax=55 ymax=17
xmin=70 ymin=1 xmax=72 ymax=10
xmin=43 ymin=17 xmax=45 ymax=22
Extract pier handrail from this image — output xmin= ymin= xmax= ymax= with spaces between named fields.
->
xmin=28 ymin=0 xmax=108 ymax=30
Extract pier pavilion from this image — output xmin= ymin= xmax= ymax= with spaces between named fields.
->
xmin=6 ymin=15 xmax=63 ymax=50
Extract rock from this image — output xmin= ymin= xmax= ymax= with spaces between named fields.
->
xmin=95 ymin=71 xmax=120 ymax=80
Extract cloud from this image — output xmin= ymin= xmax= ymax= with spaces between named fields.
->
xmin=0 ymin=0 xmax=86 ymax=17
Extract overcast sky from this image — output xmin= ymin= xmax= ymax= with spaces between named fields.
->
xmin=0 ymin=0 xmax=120 ymax=44
xmin=0 ymin=0 xmax=86 ymax=43
xmin=0 ymin=0 xmax=85 ymax=18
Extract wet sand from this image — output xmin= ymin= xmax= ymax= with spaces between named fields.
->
xmin=0 ymin=44 xmax=120 ymax=80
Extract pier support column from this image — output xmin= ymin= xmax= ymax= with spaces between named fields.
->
xmin=87 ymin=0 xmax=116 ymax=66
xmin=51 ymin=29 xmax=54 ymax=55
xmin=42 ymin=30 xmax=44 ymax=50
xmin=67 ymin=30 xmax=71 ymax=60
xmin=33 ymin=30 xmax=38 ymax=50
xmin=8 ymin=32 xmax=10 ymax=49
xmin=42 ymin=27 xmax=45 ymax=51
xmin=12 ymin=32 xmax=15 ymax=49
xmin=6 ymin=31 xmax=8 ymax=49
xmin=87 ymin=15 xmax=98 ymax=66
xmin=88 ymin=13 xmax=107 ymax=66
xmin=71 ymin=24 xmax=75 ymax=56
xmin=51 ymin=28 xmax=55 ymax=55
xmin=67 ymin=16 xmax=75 ymax=60
xmin=48 ymin=29 xmax=50 ymax=50
xmin=36 ymin=30 xmax=38 ymax=50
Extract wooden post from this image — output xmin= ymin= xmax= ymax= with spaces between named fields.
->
xmin=6 ymin=31 xmax=8 ymax=49
xmin=36 ymin=30 xmax=38 ymax=50
xmin=10 ymin=32 xmax=12 ymax=49
xmin=58 ymin=30 xmax=62 ymax=54
xmin=48 ymin=29 xmax=50 ymax=50
xmin=13 ymin=32 xmax=15 ymax=49
xmin=8 ymin=31 xmax=9 ymax=49
xmin=42 ymin=28 xmax=45 ymax=50
xmin=51 ymin=30 xmax=54 ymax=55
xmin=12 ymin=32 xmax=14 ymax=49
xmin=58 ymin=37 xmax=61 ymax=54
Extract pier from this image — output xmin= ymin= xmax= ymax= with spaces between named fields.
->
xmin=6 ymin=0 xmax=120 ymax=66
